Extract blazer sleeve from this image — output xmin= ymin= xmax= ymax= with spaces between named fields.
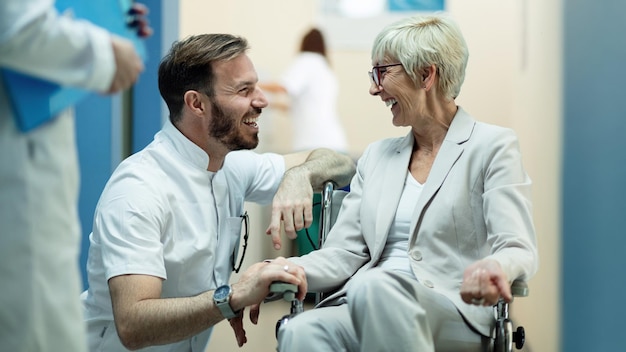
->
xmin=482 ymin=128 xmax=539 ymax=282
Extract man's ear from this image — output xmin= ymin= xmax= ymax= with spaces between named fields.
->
xmin=183 ymin=90 xmax=206 ymax=116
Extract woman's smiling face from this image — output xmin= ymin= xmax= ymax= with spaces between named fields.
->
xmin=370 ymin=58 xmax=423 ymax=128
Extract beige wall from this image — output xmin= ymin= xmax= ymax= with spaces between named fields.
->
xmin=508 ymin=1 xmax=562 ymax=351
xmin=180 ymin=0 xmax=561 ymax=351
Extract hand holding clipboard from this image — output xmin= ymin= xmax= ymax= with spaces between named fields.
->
xmin=1 ymin=0 xmax=152 ymax=132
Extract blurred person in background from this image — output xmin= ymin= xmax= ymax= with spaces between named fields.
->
xmin=260 ymin=28 xmax=349 ymax=154
xmin=0 ymin=1 xmax=150 ymax=351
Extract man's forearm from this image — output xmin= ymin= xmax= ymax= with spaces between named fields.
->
xmin=114 ymin=291 xmax=224 ymax=350
xmin=268 ymin=148 xmax=355 ymax=244
xmin=289 ymin=148 xmax=355 ymax=192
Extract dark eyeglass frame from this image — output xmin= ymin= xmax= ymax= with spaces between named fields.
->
xmin=232 ymin=211 xmax=249 ymax=273
xmin=368 ymin=63 xmax=403 ymax=86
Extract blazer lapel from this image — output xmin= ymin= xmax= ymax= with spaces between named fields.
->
xmin=373 ymin=133 xmax=413 ymax=253
xmin=408 ymin=108 xmax=476 ymax=246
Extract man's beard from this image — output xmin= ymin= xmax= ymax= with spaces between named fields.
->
xmin=209 ymin=98 xmax=260 ymax=151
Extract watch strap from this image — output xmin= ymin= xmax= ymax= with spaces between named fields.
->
xmin=216 ymin=300 xmax=238 ymax=319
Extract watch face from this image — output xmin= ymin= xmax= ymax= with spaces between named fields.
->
xmin=214 ymin=285 xmax=230 ymax=300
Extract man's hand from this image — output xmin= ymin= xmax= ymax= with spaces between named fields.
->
xmin=107 ymin=3 xmax=152 ymax=94
xmin=108 ymin=36 xmax=144 ymax=93
xmin=127 ymin=2 xmax=153 ymax=38
xmin=460 ymin=259 xmax=511 ymax=306
xmin=265 ymin=148 xmax=355 ymax=250
xmin=265 ymin=168 xmax=314 ymax=250
xmin=228 ymin=257 xmax=307 ymax=346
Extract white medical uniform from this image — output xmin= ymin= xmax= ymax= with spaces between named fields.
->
xmin=0 ymin=1 xmax=114 ymax=351
xmin=82 ymin=120 xmax=285 ymax=352
xmin=280 ymin=52 xmax=349 ymax=153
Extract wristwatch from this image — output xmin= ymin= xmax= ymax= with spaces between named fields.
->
xmin=213 ymin=285 xmax=239 ymax=319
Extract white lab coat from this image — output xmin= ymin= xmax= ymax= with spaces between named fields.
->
xmin=0 ymin=1 xmax=115 ymax=351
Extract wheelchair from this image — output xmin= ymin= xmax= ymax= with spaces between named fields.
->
xmin=268 ymin=182 xmax=528 ymax=352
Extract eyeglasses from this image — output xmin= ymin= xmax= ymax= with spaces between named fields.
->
xmin=232 ymin=211 xmax=249 ymax=273
xmin=368 ymin=63 xmax=403 ymax=86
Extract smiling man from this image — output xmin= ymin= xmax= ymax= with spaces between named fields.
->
xmin=80 ymin=34 xmax=355 ymax=352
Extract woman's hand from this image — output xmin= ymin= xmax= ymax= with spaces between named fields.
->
xmin=460 ymin=259 xmax=511 ymax=306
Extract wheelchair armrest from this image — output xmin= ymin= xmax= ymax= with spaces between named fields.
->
xmin=510 ymin=280 xmax=529 ymax=298
xmin=265 ymin=282 xmax=298 ymax=303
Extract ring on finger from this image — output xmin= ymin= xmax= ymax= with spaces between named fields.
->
xmin=471 ymin=297 xmax=485 ymax=305
xmin=284 ymin=265 xmax=289 ymax=272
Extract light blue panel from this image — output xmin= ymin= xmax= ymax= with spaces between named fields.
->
xmin=562 ymin=0 xmax=626 ymax=350
xmin=388 ymin=0 xmax=444 ymax=12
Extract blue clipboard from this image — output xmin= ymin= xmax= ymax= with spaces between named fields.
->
xmin=1 ymin=0 xmax=146 ymax=132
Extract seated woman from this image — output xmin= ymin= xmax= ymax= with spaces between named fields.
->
xmin=235 ymin=13 xmax=539 ymax=352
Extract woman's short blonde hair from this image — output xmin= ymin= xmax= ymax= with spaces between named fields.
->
xmin=371 ymin=13 xmax=469 ymax=100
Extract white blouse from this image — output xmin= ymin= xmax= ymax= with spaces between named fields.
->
xmin=378 ymin=170 xmax=423 ymax=278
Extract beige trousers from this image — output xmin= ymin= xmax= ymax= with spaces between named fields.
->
xmin=278 ymin=268 xmax=490 ymax=352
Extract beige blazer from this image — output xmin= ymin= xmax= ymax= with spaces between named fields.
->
xmin=291 ymin=107 xmax=538 ymax=336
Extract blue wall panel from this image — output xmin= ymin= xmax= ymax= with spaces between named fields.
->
xmin=75 ymin=94 xmax=118 ymax=289
xmin=562 ymin=0 xmax=626 ymax=350
xmin=76 ymin=0 xmax=178 ymax=289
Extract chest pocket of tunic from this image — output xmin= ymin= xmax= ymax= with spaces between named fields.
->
xmin=220 ymin=216 xmax=245 ymax=273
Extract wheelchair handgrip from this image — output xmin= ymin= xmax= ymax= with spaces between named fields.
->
xmin=510 ymin=280 xmax=529 ymax=297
